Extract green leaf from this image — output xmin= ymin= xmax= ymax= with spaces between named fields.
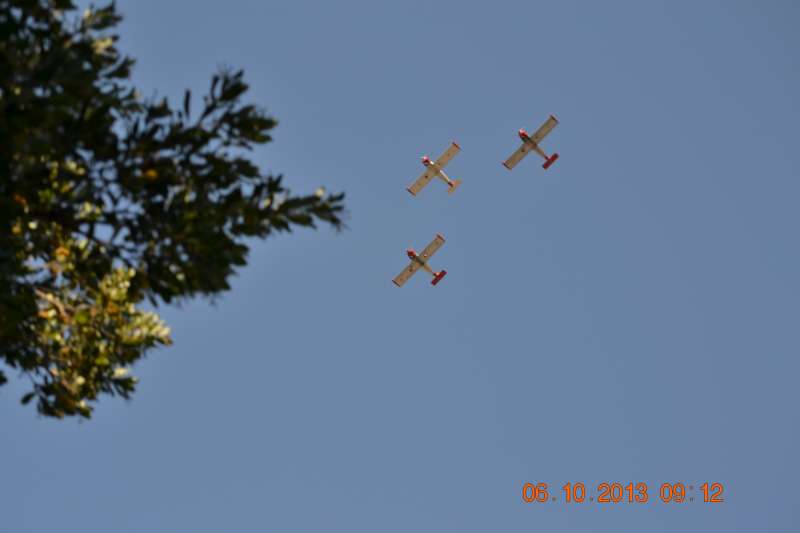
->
xmin=74 ymin=309 xmax=90 ymax=325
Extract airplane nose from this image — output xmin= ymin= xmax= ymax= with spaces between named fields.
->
xmin=518 ymin=128 xmax=528 ymax=139
xmin=421 ymin=156 xmax=430 ymax=165
xmin=406 ymin=249 xmax=416 ymax=258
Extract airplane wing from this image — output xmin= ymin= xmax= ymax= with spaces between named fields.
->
xmin=407 ymin=168 xmax=437 ymax=196
xmin=503 ymin=142 xmax=533 ymax=170
xmin=433 ymin=142 xmax=461 ymax=168
xmin=393 ymin=259 xmax=423 ymax=287
xmin=530 ymin=115 xmax=558 ymax=144
xmin=419 ymin=234 xmax=445 ymax=260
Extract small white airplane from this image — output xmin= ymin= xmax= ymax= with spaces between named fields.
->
xmin=392 ymin=234 xmax=447 ymax=287
xmin=407 ymin=142 xmax=462 ymax=196
xmin=503 ymin=115 xmax=560 ymax=170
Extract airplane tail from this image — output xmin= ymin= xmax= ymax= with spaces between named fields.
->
xmin=431 ymin=270 xmax=447 ymax=286
xmin=542 ymin=153 xmax=559 ymax=170
xmin=447 ymin=179 xmax=462 ymax=195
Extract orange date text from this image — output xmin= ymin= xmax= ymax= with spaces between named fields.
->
xmin=521 ymin=482 xmax=724 ymax=504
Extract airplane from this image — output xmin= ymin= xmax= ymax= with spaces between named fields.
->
xmin=392 ymin=234 xmax=447 ymax=287
xmin=503 ymin=115 xmax=560 ymax=170
xmin=407 ymin=142 xmax=462 ymax=196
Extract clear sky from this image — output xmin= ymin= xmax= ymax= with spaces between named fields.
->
xmin=2 ymin=1 xmax=799 ymax=531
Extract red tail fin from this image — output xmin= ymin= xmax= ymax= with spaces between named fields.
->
xmin=543 ymin=153 xmax=559 ymax=169
xmin=431 ymin=270 xmax=447 ymax=286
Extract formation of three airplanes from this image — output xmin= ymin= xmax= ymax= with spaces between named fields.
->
xmin=393 ymin=115 xmax=560 ymax=287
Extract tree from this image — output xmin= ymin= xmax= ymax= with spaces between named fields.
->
xmin=0 ymin=0 xmax=346 ymax=419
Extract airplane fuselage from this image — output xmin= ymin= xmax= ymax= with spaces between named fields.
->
xmin=519 ymin=129 xmax=556 ymax=163
xmin=520 ymin=136 xmax=548 ymax=159
xmin=407 ymin=250 xmax=435 ymax=275
xmin=422 ymin=158 xmax=454 ymax=187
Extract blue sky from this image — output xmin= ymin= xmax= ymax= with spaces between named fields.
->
xmin=2 ymin=1 xmax=799 ymax=531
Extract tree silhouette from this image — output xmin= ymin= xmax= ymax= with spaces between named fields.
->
xmin=0 ymin=0 xmax=346 ymax=418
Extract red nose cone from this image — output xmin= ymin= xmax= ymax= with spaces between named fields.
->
xmin=406 ymin=249 xmax=416 ymax=258
xmin=421 ymin=156 xmax=431 ymax=166
xmin=518 ymin=128 xmax=529 ymax=140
